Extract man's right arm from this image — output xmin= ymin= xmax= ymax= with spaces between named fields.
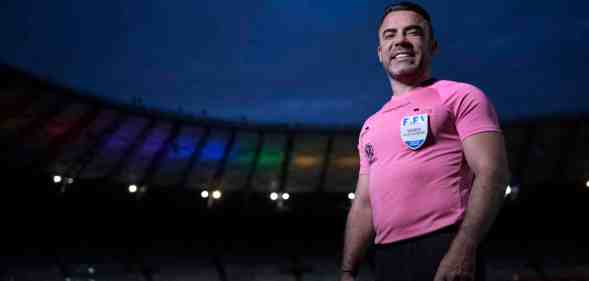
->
xmin=340 ymin=174 xmax=374 ymax=280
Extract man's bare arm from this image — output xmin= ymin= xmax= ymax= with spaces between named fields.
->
xmin=340 ymin=174 xmax=374 ymax=279
xmin=455 ymin=131 xmax=510 ymax=247
xmin=434 ymin=131 xmax=510 ymax=281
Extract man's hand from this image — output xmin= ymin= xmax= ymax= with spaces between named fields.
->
xmin=339 ymin=271 xmax=356 ymax=281
xmin=433 ymin=237 xmax=477 ymax=281
xmin=340 ymin=174 xmax=373 ymax=281
xmin=432 ymin=131 xmax=508 ymax=281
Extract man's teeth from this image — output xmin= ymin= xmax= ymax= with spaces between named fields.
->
xmin=395 ymin=54 xmax=412 ymax=58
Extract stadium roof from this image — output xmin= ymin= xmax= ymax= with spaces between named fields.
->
xmin=1 ymin=65 xmax=588 ymax=198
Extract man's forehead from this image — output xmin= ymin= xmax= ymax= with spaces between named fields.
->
xmin=380 ymin=10 xmax=428 ymax=31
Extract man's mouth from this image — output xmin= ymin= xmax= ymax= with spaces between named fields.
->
xmin=392 ymin=51 xmax=415 ymax=60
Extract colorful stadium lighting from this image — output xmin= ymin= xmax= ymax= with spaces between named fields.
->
xmin=128 ymin=184 xmax=138 ymax=193
xmin=282 ymin=193 xmax=290 ymax=200
xmin=201 ymin=190 xmax=209 ymax=198
xmin=270 ymin=192 xmax=278 ymax=201
xmin=53 ymin=175 xmax=62 ymax=183
xmin=505 ymin=185 xmax=511 ymax=197
xmin=212 ymin=190 xmax=222 ymax=199
xmin=348 ymin=192 xmax=356 ymax=200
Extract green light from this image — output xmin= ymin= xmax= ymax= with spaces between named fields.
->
xmin=230 ymin=151 xmax=283 ymax=167
xmin=257 ymin=151 xmax=283 ymax=167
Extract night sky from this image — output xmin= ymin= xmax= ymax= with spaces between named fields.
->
xmin=1 ymin=1 xmax=588 ymax=127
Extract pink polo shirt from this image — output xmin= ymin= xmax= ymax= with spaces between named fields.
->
xmin=357 ymin=80 xmax=502 ymax=245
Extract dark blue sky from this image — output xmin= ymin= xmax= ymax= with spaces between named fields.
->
xmin=1 ymin=1 xmax=588 ymax=126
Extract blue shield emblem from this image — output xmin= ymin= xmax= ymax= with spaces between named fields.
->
xmin=400 ymin=114 xmax=429 ymax=150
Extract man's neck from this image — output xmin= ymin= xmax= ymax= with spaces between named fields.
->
xmin=389 ymin=73 xmax=433 ymax=98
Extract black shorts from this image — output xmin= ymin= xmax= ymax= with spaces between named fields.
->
xmin=373 ymin=224 xmax=486 ymax=281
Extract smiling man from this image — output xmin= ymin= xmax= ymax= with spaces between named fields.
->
xmin=339 ymin=2 xmax=509 ymax=281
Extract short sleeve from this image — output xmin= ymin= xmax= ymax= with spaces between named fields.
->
xmin=357 ymin=122 xmax=370 ymax=175
xmin=452 ymin=84 xmax=502 ymax=141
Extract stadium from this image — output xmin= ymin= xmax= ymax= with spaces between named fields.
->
xmin=1 ymin=1 xmax=589 ymax=280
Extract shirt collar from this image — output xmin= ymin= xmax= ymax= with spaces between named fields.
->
xmin=380 ymin=78 xmax=438 ymax=112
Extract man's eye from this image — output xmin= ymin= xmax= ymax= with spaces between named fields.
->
xmin=407 ymin=30 xmax=422 ymax=36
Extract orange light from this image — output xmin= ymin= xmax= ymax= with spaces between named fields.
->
xmin=294 ymin=155 xmax=320 ymax=168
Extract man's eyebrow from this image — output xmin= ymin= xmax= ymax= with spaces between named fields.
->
xmin=404 ymin=25 xmax=424 ymax=31
xmin=381 ymin=28 xmax=397 ymax=35
xmin=381 ymin=25 xmax=424 ymax=35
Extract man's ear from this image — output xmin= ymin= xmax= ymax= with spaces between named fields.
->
xmin=431 ymin=39 xmax=439 ymax=55
xmin=377 ymin=45 xmax=383 ymax=63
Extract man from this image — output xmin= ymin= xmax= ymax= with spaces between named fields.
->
xmin=339 ymin=2 xmax=509 ymax=281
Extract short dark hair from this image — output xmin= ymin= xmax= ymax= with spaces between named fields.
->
xmin=378 ymin=1 xmax=435 ymax=40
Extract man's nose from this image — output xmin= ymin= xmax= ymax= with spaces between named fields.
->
xmin=393 ymin=34 xmax=409 ymax=47
xmin=389 ymin=35 xmax=412 ymax=51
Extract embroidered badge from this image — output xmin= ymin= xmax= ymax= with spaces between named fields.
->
xmin=400 ymin=114 xmax=429 ymax=150
xmin=365 ymin=143 xmax=377 ymax=164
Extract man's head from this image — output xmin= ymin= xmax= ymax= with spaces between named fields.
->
xmin=377 ymin=2 xmax=437 ymax=82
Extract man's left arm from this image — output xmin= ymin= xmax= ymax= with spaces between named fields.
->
xmin=434 ymin=131 xmax=510 ymax=281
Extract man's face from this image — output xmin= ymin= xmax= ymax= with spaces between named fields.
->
xmin=377 ymin=10 xmax=436 ymax=79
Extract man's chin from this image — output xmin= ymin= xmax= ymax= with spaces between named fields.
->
xmin=391 ymin=70 xmax=420 ymax=80
xmin=389 ymin=65 xmax=418 ymax=75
